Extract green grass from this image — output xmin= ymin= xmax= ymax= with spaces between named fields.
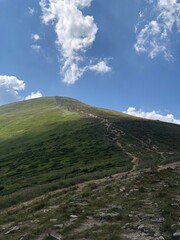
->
xmin=0 ymin=96 xmax=180 ymax=210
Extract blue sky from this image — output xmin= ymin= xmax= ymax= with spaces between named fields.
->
xmin=0 ymin=0 xmax=180 ymax=124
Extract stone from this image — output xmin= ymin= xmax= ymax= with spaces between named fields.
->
xmin=151 ymin=217 xmax=165 ymax=223
xmin=95 ymin=212 xmax=120 ymax=221
xmin=119 ymin=186 xmax=126 ymax=192
xmin=50 ymin=231 xmax=63 ymax=240
xmin=50 ymin=219 xmax=58 ymax=222
xmin=173 ymin=231 xmax=180 ymax=238
xmin=49 ymin=205 xmax=59 ymax=209
xmin=5 ymin=226 xmax=20 ymax=235
xmin=138 ymin=224 xmax=145 ymax=230
xmin=54 ymin=224 xmax=64 ymax=229
xmin=156 ymin=236 xmax=165 ymax=240
xmin=70 ymin=215 xmax=78 ymax=218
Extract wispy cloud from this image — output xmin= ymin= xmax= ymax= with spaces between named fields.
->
xmin=0 ymin=75 xmax=25 ymax=105
xmin=31 ymin=34 xmax=40 ymax=41
xmin=124 ymin=107 xmax=180 ymax=125
xmin=25 ymin=91 xmax=43 ymax=100
xmin=135 ymin=0 xmax=180 ymax=60
xmin=28 ymin=7 xmax=35 ymax=16
xmin=39 ymin=0 xmax=111 ymax=84
xmin=31 ymin=45 xmax=41 ymax=53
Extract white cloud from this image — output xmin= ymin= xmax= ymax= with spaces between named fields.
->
xmin=0 ymin=75 xmax=25 ymax=105
xmin=124 ymin=107 xmax=180 ymax=125
xmin=25 ymin=91 xmax=43 ymax=100
xmin=28 ymin=7 xmax=35 ymax=16
xmin=89 ymin=60 xmax=112 ymax=73
xmin=31 ymin=45 xmax=41 ymax=53
xmin=135 ymin=0 xmax=180 ymax=60
xmin=40 ymin=0 xmax=111 ymax=84
xmin=32 ymin=34 xmax=40 ymax=41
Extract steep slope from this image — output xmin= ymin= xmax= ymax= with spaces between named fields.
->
xmin=0 ymin=96 xmax=180 ymax=240
xmin=0 ymin=96 xmax=180 ymax=209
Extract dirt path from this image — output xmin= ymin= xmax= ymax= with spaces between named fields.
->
xmin=0 ymin=111 xmax=139 ymax=215
xmin=0 ymin=171 xmax=129 ymax=215
xmin=85 ymin=112 xmax=139 ymax=172
xmin=1 ymin=160 xmax=179 ymax=216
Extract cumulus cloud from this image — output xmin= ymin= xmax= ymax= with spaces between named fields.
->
xmin=31 ymin=45 xmax=41 ymax=53
xmin=39 ymin=0 xmax=111 ymax=84
xmin=135 ymin=0 xmax=180 ymax=60
xmin=89 ymin=60 xmax=112 ymax=73
xmin=32 ymin=34 xmax=40 ymax=41
xmin=0 ymin=75 xmax=25 ymax=105
xmin=25 ymin=91 xmax=43 ymax=100
xmin=124 ymin=107 xmax=180 ymax=125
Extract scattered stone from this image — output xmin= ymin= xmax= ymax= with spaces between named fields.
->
xmin=95 ymin=212 xmax=120 ymax=221
xmin=173 ymin=230 xmax=180 ymax=238
xmin=50 ymin=219 xmax=58 ymax=222
xmin=49 ymin=205 xmax=59 ymax=209
xmin=171 ymin=203 xmax=180 ymax=208
xmin=70 ymin=215 xmax=78 ymax=218
xmin=76 ymin=202 xmax=89 ymax=206
xmin=19 ymin=237 xmax=24 ymax=240
xmin=42 ymin=209 xmax=49 ymax=213
xmin=119 ymin=186 xmax=126 ymax=192
xmin=54 ymin=224 xmax=64 ymax=229
xmin=151 ymin=217 xmax=165 ymax=223
xmin=5 ymin=226 xmax=20 ymax=235
xmin=138 ymin=224 xmax=145 ymax=231
xmin=129 ymin=188 xmax=139 ymax=193
xmin=50 ymin=231 xmax=63 ymax=240
xmin=108 ymin=204 xmax=122 ymax=210
xmin=154 ymin=232 xmax=161 ymax=237
xmin=156 ymin=236 xmax=165 ymax=240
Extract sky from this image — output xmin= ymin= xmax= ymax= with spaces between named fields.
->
xmin=0 ymin=0 xmax=180 ymax=124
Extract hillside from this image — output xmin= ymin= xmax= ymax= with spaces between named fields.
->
xmin=0 ymin=96 xmax=180 ymax=240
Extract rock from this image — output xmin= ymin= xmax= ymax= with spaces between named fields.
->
xmin=156 ymin=236 xmax=165 ymax=240
xmin=70 ymin=215 xmax=78 ymax=222
xmin=151 ymin=217 xmax=165 ymax=223
xmin=119 ymin=186 xmax=126 ymax=192
xmin=129 ymin=188 xmax=139 ymax=193
xmin=108 ymin=204 xmax=122 ymax=210
xmin=50 ymin=219 xmax=58 ymax=222
xmin=48 ymin=205 xmax=59 ymax=209
xmin=43 ymin=209 xmax=49 ymax=213
xmin=171 ymin=203 xmax=180 ymax=208
xmin=173 ymin=231 xmax=180 ymax=238
xmin=95 ymin=212 xmax=120 ymax=221
xmin=70 ymin=215 xmax=78 ymax=218
xmin=138 ymin=224 xmax=145 ymax=231
xmin=50 ymin=231 xmax=63 ymax=240
xmin=5 ymin=226 xmax=20 ymax=235
xmin=54 ymin=224 xmax=64 ymax=229
xmin=154 ymin=232 xmax=161 ymax=237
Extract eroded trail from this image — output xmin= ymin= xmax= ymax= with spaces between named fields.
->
xmin=85 ymin=112 xmax=139 ymax=172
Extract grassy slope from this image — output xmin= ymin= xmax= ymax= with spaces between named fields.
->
xmin=1 ymin=165 xmax=179 ymax=240
xmin=0 ymin=97 xmax=180 ymax=209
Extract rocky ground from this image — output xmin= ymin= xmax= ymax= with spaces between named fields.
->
xmin=0 ymin=162 xmax=180 ymax=240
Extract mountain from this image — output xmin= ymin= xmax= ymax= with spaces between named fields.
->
xmin=0 ymin=97 xmax=180 ymax=240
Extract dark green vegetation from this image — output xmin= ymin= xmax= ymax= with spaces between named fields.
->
xmin=0 ymin=96 xmax=180 ymax=239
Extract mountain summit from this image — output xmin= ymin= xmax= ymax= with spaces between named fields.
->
xmin=0 ymin=97 xmax=180 ymax=239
